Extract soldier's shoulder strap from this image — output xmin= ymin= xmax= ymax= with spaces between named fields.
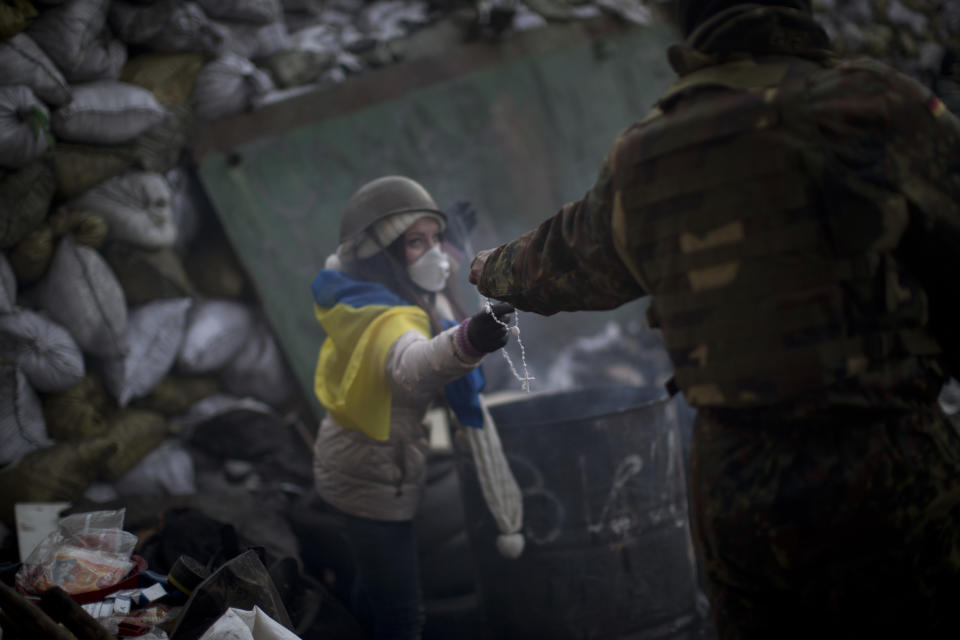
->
xmin=658 ymin=60 xmax=790 ymax=109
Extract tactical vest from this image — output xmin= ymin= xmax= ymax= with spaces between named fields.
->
xmin=611 ymin=59 xmax=941 ymax=408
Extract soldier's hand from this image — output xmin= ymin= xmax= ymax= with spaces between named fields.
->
xmin=469 ymin=248 xmax=495 ymax=285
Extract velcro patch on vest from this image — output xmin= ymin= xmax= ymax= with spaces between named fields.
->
xmin=680 ymin=221 xmax=745 ymax=253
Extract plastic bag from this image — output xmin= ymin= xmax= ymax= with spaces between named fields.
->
xmin=15 ymin=509 xmax=137 ymax=595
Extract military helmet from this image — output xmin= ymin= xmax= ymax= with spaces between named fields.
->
xmin=677 ymin=0 xmax=812 ymax=37
xmin=339 ymin=176 xmax=446 ymax=245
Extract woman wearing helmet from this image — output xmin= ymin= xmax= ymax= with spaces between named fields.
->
xmin=310 ymin=175 xmax=512 ymax=639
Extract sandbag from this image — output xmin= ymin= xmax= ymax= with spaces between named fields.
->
xmin=0 ymin=438 xmax=117 ymax=525
xmin=222 ymin=319 xmax=295 ymax=407
xmin=121 ymin=53 xmax=207 ymax=107
xmin=134 ymin=104 xmax=193 ymax=173
xmin=130 ymin=375 xmax=221 ymax=415
xmin=0 ymin=85 xmax=51 ymax=169
xmin=26 ymin=0 xmax=109 ymax=77
xmin=217 ymin=20 xmax=291 ymax=61
xmin=0 ymin=0 xmax=37 ymax=39
xmin=0 ymin=365 xmax=51 ymax=467
xmin=191 ymin=54 xmax=273 ymax=120
xmin=51 ymin=142 xmax=139 ymax=199
xmin=42 ymin=375 xmax=110 ymax=441
xmin=0 ymin=252 xmax=16 ymax=313
xmin=113 ymin=439 xmax=196 ymax=496
xmin=262 ymin=48 xmax=334 ymax=88
xmin=102 ymin=298 xmax=192 ymax=406
xmin=0 ymin=309 xmax=85 ymax=393
xmin=101 ymin=408 xmax=171 ymax=481
xmin=48 ymin=208 xmax=109 ymax=248
xmin=178 ymin=300 xmax=254 ymax=374
xmin=34 ymin=236 xmax=128 ymax=359
xmin=51 ymin=81 xmax=166 ymax=145
xmin=110 ymin=0 xmax=226 ymax=53
xmin=166 ymin=166 xmax=206 ymax=249
xmin=0 ymin=160 xmax=54 ymax=249
xmin=68 ymin=171 xmax=176 ymax=248
xmin=0 ymin=33 xmax=72 ymax=106
xmin=66 ymin=31 xmax=128 ymax=83
xmin=176 ymin=393 xmax=274 ymax=432
xmin=185 ymin=233 xmax=246 ymax=298
xmin=103 ymin=243 xmax=196 ymax=305
xmin=8 ymin=223 xmax=53 ymax=284
xmin=200 ymin=0 xmax=280 ymax=24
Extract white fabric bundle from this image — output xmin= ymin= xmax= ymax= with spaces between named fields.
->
xmin=221 ymin=319 xmax=294 ymax=407
xmin=0 ymin=253 xmax=15 ymax=314
xmin=0 ymin=86 xmax=51 ymax=169
xmin=191 ymin=54 xmax=274 ymax=120
xmin=69 ymin=171 xmax=176 ymax=249
xmin=200 ymin=0 xmax=281 ymax=24
xmin=66 ymin=33 xmax=127 ymax=83
xmin=0 ymin=309 xmax=85 ymax=393
xmin=34 ymin=237 xmax=128 ymax=359
xmin=0 ymin=365 xmax=51 ymax=467
xmin=52 ymin=81 xmax=166 ymax=145
xmin=178 ymin=299 xmax=255 ymax=374
xmin=467 ymin=398 xmax=525 ymax=559
xmin=102 ymin=298 xmax=192 ymax=406
xmin=198 ymin=606 xmax=300 ymax=640
xmin=0 ymin=34 xmax=72 ymax=106
xmin=27 ymin=0 xmax=110 ymax=78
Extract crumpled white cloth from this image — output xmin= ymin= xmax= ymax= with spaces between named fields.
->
xmin=198 ymin=606 xmax=301 ymax=640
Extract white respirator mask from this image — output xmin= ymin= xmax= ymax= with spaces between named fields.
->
xmin=407 ymin=244 xmax=451 ymax=292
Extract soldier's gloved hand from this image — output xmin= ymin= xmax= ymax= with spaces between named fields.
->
xmin=465 ymin=302 xmax=514 ymax=354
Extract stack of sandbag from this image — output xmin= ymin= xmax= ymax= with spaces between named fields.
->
xmin=813 ymin=0 xmax=957 ymax=89
xmin=0 ymin=0 xmax=301 ymax=515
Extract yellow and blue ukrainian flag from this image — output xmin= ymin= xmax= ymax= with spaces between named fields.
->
xmin=312 ymin=270 xmax=484 ymax=442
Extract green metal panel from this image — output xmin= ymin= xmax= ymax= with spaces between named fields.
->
xmin=194 ymin=20 xmax=678 ymax=418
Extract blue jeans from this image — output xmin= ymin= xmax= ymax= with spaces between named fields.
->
xmin=342 ymin=514 xmax=423 ymax=640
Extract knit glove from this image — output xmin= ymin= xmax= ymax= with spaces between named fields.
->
xmin=464 ymin=302 xmax=514 ymax=354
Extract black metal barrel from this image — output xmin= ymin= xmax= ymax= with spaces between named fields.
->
xmin=454 ymin=386 xmax=702 ymax=639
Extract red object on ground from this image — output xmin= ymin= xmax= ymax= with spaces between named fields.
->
xmin=68 ymin=555 xmax=148 ymax=605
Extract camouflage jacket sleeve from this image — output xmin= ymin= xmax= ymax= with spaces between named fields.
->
xmin=475 ymin=133 xmax=646 ymax=315
xmin=878 ymin=65 xmax=960 ymax=376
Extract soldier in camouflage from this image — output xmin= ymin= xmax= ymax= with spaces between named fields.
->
xmin=470 ymin=1 xmax=960 ymax=636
